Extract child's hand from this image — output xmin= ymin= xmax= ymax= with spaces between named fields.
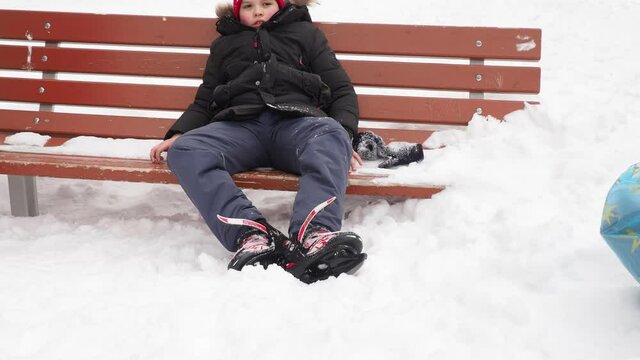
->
xmin=350 ymin=150 xmax=364 ymax=173
xmin=150 ymin=134 xmax=181 ymax=163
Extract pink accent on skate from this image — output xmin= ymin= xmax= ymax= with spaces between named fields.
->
xmin=216 ymin=215 xmax=268 ymax=234
xmin=297 ymin=197 xmax=336 ymax=243
xmin=240 ymin=234 xmax=271 ymax=252
xmin=303 ymin=229 xmax=339 ymax=256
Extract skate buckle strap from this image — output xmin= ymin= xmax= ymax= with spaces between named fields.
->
xmin=304 ymin=229 xmax=339 ymax=256
xmin=217 ymin=215 xmax=268 ymax=234
xmin=239 ymin=233 xmax=271 ymax=252
xmin=297 ymin=197 xmax=336 ymax=243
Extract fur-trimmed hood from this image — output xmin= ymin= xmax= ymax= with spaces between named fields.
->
xmin=216 ymin=0 xmax=316 ymax=18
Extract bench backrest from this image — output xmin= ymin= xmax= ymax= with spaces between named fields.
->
xmin=0 ymin=10 xmax=541 ymax=146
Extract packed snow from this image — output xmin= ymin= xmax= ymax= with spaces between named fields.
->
xmin=0 ymin=135 xmax=161 ymax=160
xmin=1 ymin=0 xmax=640 ymax=359
xmin=3 ymin=132 xmax=51 ymax=147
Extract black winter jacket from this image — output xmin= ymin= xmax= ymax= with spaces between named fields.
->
xmin=164 ymin=4 xmax=359 ymax=140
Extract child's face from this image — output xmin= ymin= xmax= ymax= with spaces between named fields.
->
xmin=239 ymin=0 xmax=280 ymax=28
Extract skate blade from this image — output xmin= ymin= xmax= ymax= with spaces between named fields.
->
xmin=229 ymin=251 xmax=283 ymax=271
xmin=345 ymin=253 xmax=367 ymax=275
xmin=299 ymin=246 xmax=367 ymax=284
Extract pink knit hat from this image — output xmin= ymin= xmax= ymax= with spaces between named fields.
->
xmin=234 ymin=0 xmax=286 ymax=19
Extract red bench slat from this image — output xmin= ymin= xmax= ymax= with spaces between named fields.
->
xmin=0 ymin=10 xmax=541 ymax=60
xmin=342 ymin=61 xmax=540 ymax=93
xmin=0 ymin=110 xmax=173 ymax=139
xmin=0 ymin=151 xmax=444 ymax=198
xmin=0 ymin=77 xmax=196 ymax=111
xmin=0 ymin=10 xmax=216 ymax=48
xmin=0 ymin=45 xmax=539 ymax=93
xmin=358 ymin=95 xmax=531 ymax=124
xmin=0 ymin=45 xmax=30 ymax=70
xmin=319 ymin=23 xmax=541 ymax=60
xmin=0 ymin=45 xmax=209 ymax=78
xmin=0 ymin=114 xmax=434 ymax=144
xmin=0 ymin=79 xmax=529 ymax=125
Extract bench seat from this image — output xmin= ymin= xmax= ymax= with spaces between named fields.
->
xmin=0 ymin=151 xmax=444 ymax=198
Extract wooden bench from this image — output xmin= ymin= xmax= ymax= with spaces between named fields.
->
xmin=0 ymin=10 xmax=541 ymax=216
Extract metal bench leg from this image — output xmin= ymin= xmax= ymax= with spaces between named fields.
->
xmin=8 ymin=175 xmax=39 ymax=217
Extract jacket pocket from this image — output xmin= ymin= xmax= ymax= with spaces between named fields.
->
xmin=212 ymin=84 xmax=230 ymax=108
xmin=212 ymin=64 xmax=262 ymax=109
xmin=301 ymin=72 xmax=331 ymax=107
xmin=277 ymin=64 xmax=331 ymax=107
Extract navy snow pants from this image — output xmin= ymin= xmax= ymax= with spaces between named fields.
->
xmin=167 ymin=111 xmax=352 ymax=251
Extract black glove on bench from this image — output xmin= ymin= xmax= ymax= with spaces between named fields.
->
xmin=353 ymin=131 xmax=424 ymax=169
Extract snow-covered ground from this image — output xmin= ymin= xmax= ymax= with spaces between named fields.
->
xmin=1 ymin=0 xmax=640 ymax=359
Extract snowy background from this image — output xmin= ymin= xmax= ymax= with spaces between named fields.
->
xmin=2 ymin=0 xmax=640 ymax=359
